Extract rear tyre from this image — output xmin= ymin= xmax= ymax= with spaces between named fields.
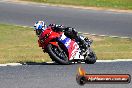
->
xmin=85 ymin=51 xmax=97 ymax=64
xmin=47 ymin=43 xmax=69 ymax=65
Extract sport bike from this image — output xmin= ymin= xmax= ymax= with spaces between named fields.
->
xmin=38 ymin=27 xmax=97 ymax=64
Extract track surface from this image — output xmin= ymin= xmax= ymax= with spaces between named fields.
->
xmin=0 ymin=1 xmax=132 ymax=37
xmin=0 ymin=62 xmax=131 ymax=88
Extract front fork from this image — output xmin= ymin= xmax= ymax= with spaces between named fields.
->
xmin=83 ymin=47 xmax=93 ymax=58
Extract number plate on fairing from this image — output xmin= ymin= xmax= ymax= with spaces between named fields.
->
xmin=73 ymin=50 xmax=84 ymax=60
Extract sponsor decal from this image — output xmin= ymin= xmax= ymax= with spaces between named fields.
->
xmin=69 ymin=42 xmax=79 ymax=60
xmin=65 ymin=39 xmax=71 ymax=47
xmin=71 ymin=43 xmax=79 ymax=58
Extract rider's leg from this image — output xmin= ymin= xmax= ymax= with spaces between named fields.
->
xmin=64 ymin=27 xmax=89 ymax=53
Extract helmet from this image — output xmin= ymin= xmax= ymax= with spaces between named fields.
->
xmin=34 ymin=21 xmax=47 ymax=36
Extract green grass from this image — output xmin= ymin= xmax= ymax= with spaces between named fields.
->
xmin=90 ymin=36 xmax=132 ymax=60
xmin=0 ymin=24 xmax=132 ymax=64
xmin=0 ymin=24 xmax=51 ymax=64
xmin=21 ymin=0 xmax=132 ymax=10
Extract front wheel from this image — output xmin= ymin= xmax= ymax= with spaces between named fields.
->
xmin=47 ymin=43 xmax=69 ymax=65
xmin=85 ymin=51 xmax=97 ymax=64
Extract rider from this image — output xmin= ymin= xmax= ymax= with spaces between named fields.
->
xmin=34 ymin=21 xmax=90 ymax=55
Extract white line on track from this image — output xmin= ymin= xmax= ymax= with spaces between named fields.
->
xmin=97 ymin=59 xmax=132 ymax=62
xmin=0 ymin=63 xmax=22 ymax=67
xmin=0 ymin=59 xmax=132 ymax=66
xmin=46 ymin=59 xmax=132 ymax=63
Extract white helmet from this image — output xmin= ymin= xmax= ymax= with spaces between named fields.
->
xmin=34 ymin=21 xmax=47 ymax=36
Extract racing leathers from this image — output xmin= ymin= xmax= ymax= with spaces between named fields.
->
xmin=49 ymin=24 xmax=90 ymax=55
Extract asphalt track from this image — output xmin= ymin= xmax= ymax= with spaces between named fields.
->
xmin=0 ymin=1 xmax=132 ymax=37
xmin=0 ymin=1 xmax=132 ymax=88
xmin=0 ymin=61 xmax=132 ymax=88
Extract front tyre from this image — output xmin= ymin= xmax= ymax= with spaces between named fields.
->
xmin=85 ymin=51 xmax=97 ymax=64
xmin=47 ymin=43 xmax=69 ymax=65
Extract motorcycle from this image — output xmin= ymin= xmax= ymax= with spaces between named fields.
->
xmin=37 ymin=27 xmax=97 ymax=64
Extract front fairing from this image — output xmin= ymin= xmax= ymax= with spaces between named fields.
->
xmin=39 ymin=27 xmax=52 ymax=40
xmin=38 ymin=27 xmax=61 ymax=49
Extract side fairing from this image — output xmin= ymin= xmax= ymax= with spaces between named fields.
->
xmin=58 ymin=33 xmax=79 ymax=60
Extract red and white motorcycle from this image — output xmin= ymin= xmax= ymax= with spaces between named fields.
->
xmin=37 ymin=27 xmax=97 ymax=64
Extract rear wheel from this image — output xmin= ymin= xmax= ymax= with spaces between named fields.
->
xmin=47 ymin=43 xmax=69 ymax=65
